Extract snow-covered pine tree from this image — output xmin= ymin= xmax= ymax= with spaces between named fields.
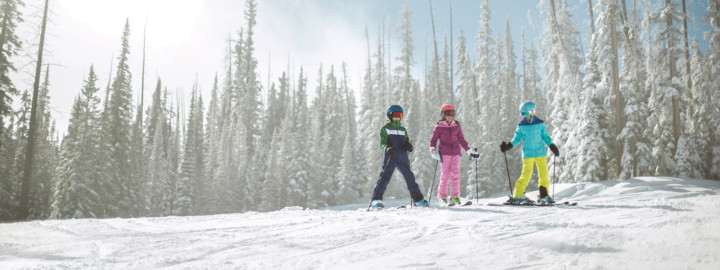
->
xmin=521 ymin=28 xmax=531 ymax=102
xmin=541 ymin=0 xmax=583 ymax=183
xmin=234 ymin=0 xmax=264 ymax=211
xmin=456 ymin=28 xmax=474 ymax=127
xmin=101 ymin=19 xmax=135 ymax=217
xmin=150 ymin=104 xmax=175 ymax=217
xmin=307 ymin=65 xmax=328 ymax=208
xmin=394 ymin=3 xmax=414 ymax=108
xmin=421 ymin=50 xmax=443 ymax=199
xmin=441 ymin=35 xmax=452 ymax=105
xmin=472 ymin=0 xmax=505 ymax=196
xmin=456 ymin=27 xmax=481 ymax=198
xmin=0 ymin=110 xmax=15 ymax=219
xmin=579 ymin=0 xmax=623 ymax=181
xmin=129 ymin=96 xmax=146 ymax=215
xmin=175 ymin=87 xmax=201 ymax=216
xmin=260 ymin=71 xmax=292 ymax=211
xmin=0 ymin=0 xmax=23 ymax=164
xmin=0 ymin=0 xmax=21 ymax=219
xmin=358 ymin=26 xmax=380 ymax=196
xmin=285 ymin=68 xmax=310 ymax=208
xmin=261 ymin=122 xmax=284 ymax=212
xmin=51 ymin=66 xmax=103 ymax=219
xmin=18 ymin=65 xmax=56 ymax=219
xmin=11 ymin=91 xmax=31 ymax=217
xmin=129 ymin=122 xmax=145 ymax=215
xmin=144 ymin=81 xmax=169 ymax=216
xmin=576 ymin=33 xmax=606 ymax=182
xmin=648 ymin=0 xmax=688 ymax=175
xmin=500 ymin=18 xmax=526 ymax=185
xmin=618 ymin=38 xmax=652 ymax=179
xmin=207 ymin=38 xmax=239 ymax=214
xmin=144 ymin=79 xmax=162 ymax=157
xmin=674 ymin=132 xmax=703 ymax=178
xmin=318 ymin=66 xmax=344 ymax=206
xmin=596 ymin=0 xmax=624 ymax=178
xmin=52 ymin=96 xmax=86 ymax=218
xmin=337 ymin=64 xmax=365 ymax=204
xmin=686 ymin=39 xmax=713 ymax=179
xmin=674 ymin=39 xmax=706 ymax=178
xmin=617 ymin=1 xmax=652 ymax=179
xmin=199 ymin=75 xmax=220 ymax=214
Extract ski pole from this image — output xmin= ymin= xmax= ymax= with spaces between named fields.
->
xmin=553 ymin=156 xmax=557 ymax=200
xmin=502 ymin=150 xmax=513 ymax=198
xmin=427 ymin=159 xmax=439 ymax=205
xmin=474 ymin=148 xmax=479 ymax=205
xmin=367 ymin=146 xmax=395 ymax=211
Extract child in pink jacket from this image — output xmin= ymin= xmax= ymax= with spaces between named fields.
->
xmin=429 ymin=104 xmax=479 ymax=205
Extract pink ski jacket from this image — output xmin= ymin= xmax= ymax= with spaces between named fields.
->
xmin=429 ymin=120 xmax=470 ymax=156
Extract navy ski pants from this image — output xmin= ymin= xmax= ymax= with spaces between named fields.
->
xmin=371 ymin=154 xmax=424 ymax=202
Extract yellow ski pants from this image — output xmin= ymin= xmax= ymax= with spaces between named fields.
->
xmin=513 ymin=156 xmax=549 ymax=198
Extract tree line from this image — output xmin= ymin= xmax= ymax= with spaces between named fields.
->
xmin=0 ymin=0 xmax=718 ymax=221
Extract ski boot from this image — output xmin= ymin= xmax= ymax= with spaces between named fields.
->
xmin=538 ymin=196 xmax=555 ymax=204
xmin=506 ymin=195 xmax=533 ymax=205
xmin=371 ymin=200 xmax=385 ymax=209
xmin=414 ymin=199 xmax=429 ymax=207
xmin=449 ymin=197 xmax=461 ymax=206
xmin=439 ymin=198 xmax=448 ymax=206
xmin=537 ymin=186 xmax=555 ymax=204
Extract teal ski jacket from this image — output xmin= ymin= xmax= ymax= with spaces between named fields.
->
xmin=510 ymin=116 xmax=553 ymax=159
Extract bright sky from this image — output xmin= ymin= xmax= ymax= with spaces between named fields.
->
xmin=11 ymin=0 xmax=711 ymax=136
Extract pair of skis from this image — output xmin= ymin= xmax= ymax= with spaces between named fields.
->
xmin=367 ymin=200 xmax=472 ymax=210
xmin=439 ymin=201 xmax=473 ymax=207
xmin=488 ymin=200 xmax=578 ymax=207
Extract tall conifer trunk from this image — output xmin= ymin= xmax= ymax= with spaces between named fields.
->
xmin=19 ymin=0 xmax=49 ymax=220
xmin=666 ymin=0 xmax=681 ymax=147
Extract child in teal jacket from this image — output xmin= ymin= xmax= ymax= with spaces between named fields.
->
xmin=500 ymin=102 xmax=560 ymax=204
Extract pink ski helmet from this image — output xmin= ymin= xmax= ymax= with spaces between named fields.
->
xmin=440 ymin=104 xmax=455 ymax=113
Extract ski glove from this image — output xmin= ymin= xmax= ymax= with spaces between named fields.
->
xmin=385 ymin=146 xmax=395 ymax=155
xmin=405 ymin=139 xmax=414 ymax=152
xmin=500 ymin=142 xmax=513 ymax=152
xmin=467 ymin=148 xmax=479 ymax=158
xmin=549 ymin=143 xmax=560 ymax=156
xmin=430 ymin=149 xmax=441 ymax=161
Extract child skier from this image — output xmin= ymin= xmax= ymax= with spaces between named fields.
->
xmin=429 ymin=104 xmax=479 ymax=206
xmin=370 ymin=105 xmax=428 ymax=208
xmin=500 ymin=102 xmax=560 ymax=204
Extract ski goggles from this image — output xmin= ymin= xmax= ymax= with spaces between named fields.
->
xmin=521 ymin=108 xmax=536 ymax=117
xmin=392 ymin=111 xmax=403 ymax=118
xmin=443 ymin=110 xmax=455 ymax=117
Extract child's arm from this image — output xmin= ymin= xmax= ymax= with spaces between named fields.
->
xmin=429 ymin=124 xmax=439 ymax=150
xmin=379 ymin=126 xmax=389 ymax=151
xmin=510 ymin=125 xmax=523 ymax=146
xmin=457 ymin=125 xmax=470 ymax=152
xmin=540 ymin=123 xmax=553 ymax=146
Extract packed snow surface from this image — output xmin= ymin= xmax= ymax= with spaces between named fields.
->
xmin=1 ymin=177 xmax=719 ymax=269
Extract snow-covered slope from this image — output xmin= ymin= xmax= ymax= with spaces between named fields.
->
xmin=1 ymin=177 xmax=719 ymax=269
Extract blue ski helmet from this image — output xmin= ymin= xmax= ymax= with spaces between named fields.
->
xmin=519 ymin=102 xmax=536 ymax=116
xmin=386 ymin=105 xmax=403 ymax=120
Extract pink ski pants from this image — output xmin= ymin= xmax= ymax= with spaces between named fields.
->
xmin=438 ymin=155 xmax=461 ymax=199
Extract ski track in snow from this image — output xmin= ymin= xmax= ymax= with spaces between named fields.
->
xmin=1 ymin=177 xmax=719 ymax=269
